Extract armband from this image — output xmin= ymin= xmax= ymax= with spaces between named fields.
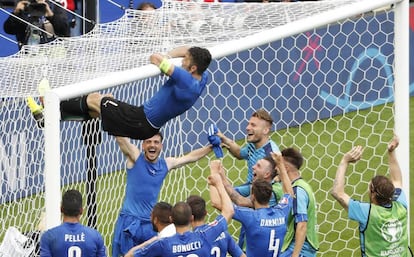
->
xmin=159 ymin=59 xmax=172 ymax=74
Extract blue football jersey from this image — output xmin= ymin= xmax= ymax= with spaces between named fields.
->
xmin=40 ymin=222 xmax=106 ymax=257
xmin=133 ymin=215 xmax=228 ymax=257
xmin=240 ymin=140 xmax=280 ymax=183
xmin=194 ymin=224 xmax=243 ymax=257
xmin=233 ymin=194 xmax=293 ymax=257
xmin=144 ymin=67 xmax=208 ymax=128
xmin=121 ymin=153 xmax=169 ymax=219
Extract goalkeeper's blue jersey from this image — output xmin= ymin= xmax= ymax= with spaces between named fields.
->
xmin=233 ymin=194 xmax=293 ymax=257
xmin=240 ymin=140 xmax=280 ymax=183
xmin=40 ymin=222 xmax=106 ymax=257
xmin=144 ymin=66 xmax=208 ymax=128
xmin=133 ymin=215 xmax=228 ymax=257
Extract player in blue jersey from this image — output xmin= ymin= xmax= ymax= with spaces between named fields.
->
xmin=331 ymin=135 xmax=410 ymax=257
xmin=112 ymin=133 xmax=214 ymax=257
xmin=214 ymin=155 xmax=283 ymax=249
xmin=46 ymin=45 xmax=212 ymax=139
xmin=218 ymin=108 xmax=280 ymax=188
xmin=125 ymin=201 xmax=176 ymax=255
xmin=218 ymin=155 xmax=282 ymax=208
xmin=149 ymin=202 xmax=176 ymax=239
xmin=125 ymin=160 xmax=235 ymax=257
xmin=40 ymin=189 xmax=106 ymax=257
xmin=186 ymin=195 xmax=246 ymax=257
xmin=210 ymin=153 xmax=293 ymax=257
xmin=217 ymin=109 xmax=280 ymax=248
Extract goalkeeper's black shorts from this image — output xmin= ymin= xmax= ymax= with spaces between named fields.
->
xmin=100 ymin=97 xmax=159 ymax=140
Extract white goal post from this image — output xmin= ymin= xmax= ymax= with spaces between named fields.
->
xmin=0 ymin=0 xmax=409 ymax=256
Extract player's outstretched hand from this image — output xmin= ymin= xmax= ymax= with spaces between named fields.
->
xmin=387 ymin=134 xmax=399 ymax=153
xmin=270 ymin=152 xmax=283 ymax=166
xmin=210 ymin=159 xmax=227 ymax=184
xmin=343 ymin=145 xmax=363 ymax=163
xmin=209 ymin=160 xmax=222 ymax=175
xmin=208 ymin=173 xmax=222 ymax=187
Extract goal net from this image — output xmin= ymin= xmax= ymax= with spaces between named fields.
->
xmin=0 ymin=0 xmax=409 ymax=256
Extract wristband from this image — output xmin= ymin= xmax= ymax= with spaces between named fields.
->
xmin=159 ymin=58 xmax=172 ymax=74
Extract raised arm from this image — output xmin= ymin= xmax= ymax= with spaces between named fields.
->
xmin=115 ymin=136 xmax=140 ymax=168
xmin=209 ymin=160 xmax=223 ymax=210
xmin=125 ymin=235 xmax=159 ymax=257
xmin=149 ymin=46 xmax=190 ymax=76
xmin=166 ymin=46 xmax=190 ymax=58
xmin=212 ymin=162 xmax=253 ymax=208
xmin=38 ymin=0 xmax=54 ymax=18
xmin=166 ymin=145 xmax=212 ymax=170
xmin=208 ymin=160 xmax=234 ymax=222
xmin=216 ymin=131 xmax=242 ymax=159
xmin=331 ymin=145 xmax=363 ymax=211
xmin=387 ymin=135 xmax=402 ymax=188
xmin=271 ymin=152 xmax=293 ymax=196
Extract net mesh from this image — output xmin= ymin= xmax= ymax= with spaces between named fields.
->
xmin=1 ymin=0 xmax=358 ymax=97
xmin=0 ymin=0 xmax=401 ymax=256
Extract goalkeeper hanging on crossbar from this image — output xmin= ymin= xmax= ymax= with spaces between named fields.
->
xmin=27 ymin=45 xmax=212 ymax=140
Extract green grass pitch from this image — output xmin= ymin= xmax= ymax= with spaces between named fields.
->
xmin=1 ymin=97 xmax=413 ymax=256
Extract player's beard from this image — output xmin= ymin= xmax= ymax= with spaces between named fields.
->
xmin=247 ymin=134 xmax=259 ymax=144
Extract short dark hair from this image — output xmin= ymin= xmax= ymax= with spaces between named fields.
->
xmin=155 ymin=131 xmax=163 ymax=141
xmin=370 ymin=175 xmax=395 ymax=206
xmin=152 ymin=201 xmax=172 ymax=225
xmin=281 ymin=147 xmax=303 ymax=170
xmin=61 ymin=189 xmax=82 ymax=217
xmin=143 ymin=132 xmax=163 ymax=142
xmin=251 ymin=179 xmax=272 ymax=205
xmin=186 ymin=195 xmax=206 ymax=222
xmin=188 ymin=47 xmax=212 ymax=75
xmin=263 ymin=155 xmax=277 ymax=179
xmin=136 ymin=2 xmax=156 ymax=10
xmin=171 ymin=202 xmax=192 ymax=226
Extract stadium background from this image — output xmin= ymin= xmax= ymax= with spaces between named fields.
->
xmin=0 ymin=0 xmax=413 ymax=252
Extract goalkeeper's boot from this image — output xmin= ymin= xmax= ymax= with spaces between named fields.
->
xmin=26 ymin=97 xmax=44 ymax=128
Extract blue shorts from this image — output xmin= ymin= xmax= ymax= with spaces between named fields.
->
xmin=112 ymin=213 xmax=157 ymax=257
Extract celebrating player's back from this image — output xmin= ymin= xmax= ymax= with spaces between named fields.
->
xmin=187 ymin=195 xmax=245 ymax=257
xmin=210 ymin=153 xmax=293 ymax=257
xmin=40 ymin=190 xmax=106 ymax=257
xmin=233 ymin=179 xmax=292 ymax=257
xmin=128 ymin=202 xmax=230 ymax=257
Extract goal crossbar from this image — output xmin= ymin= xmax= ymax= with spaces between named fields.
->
xmin=53 ymin=0 xmax=402 ymax=101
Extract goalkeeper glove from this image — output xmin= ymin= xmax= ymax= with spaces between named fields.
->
xmin=208 ymin=124 xmax=223 ymax=158
xmin=26 ymin=97 xmax=44 ymax=128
